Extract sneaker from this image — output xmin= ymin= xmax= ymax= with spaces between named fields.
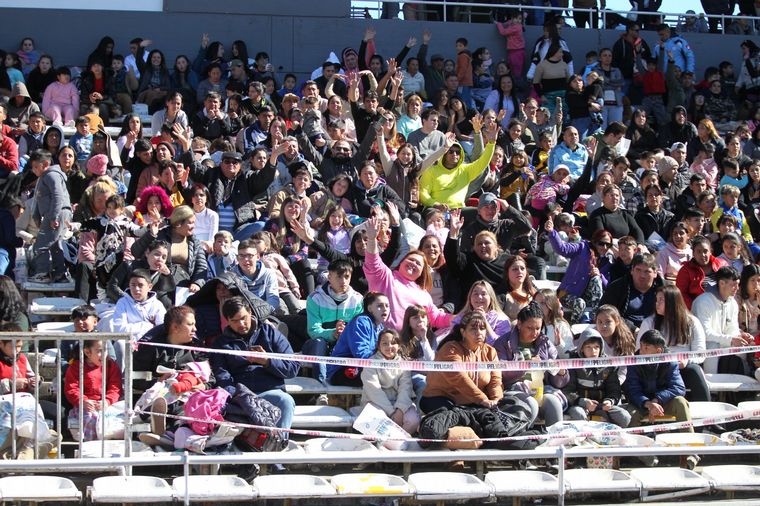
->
xmin=151 ymin=397 xmax=167 ymax=436
xmin=28 ymin=272 xmax=52 ymax=284
xmin=685 ymin=454 xmax=701 ymax=470
xmin=316 ymin=394 xmax=329 ymax=406
xmin=53 ymin=271 xmax=73 ymax=283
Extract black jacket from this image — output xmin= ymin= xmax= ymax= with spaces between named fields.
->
xmin=599 ymin=273 xmax=664 ymax=331
xmin=459 ymin=206 xmax=532 ymax=253
xmin=133 ymin=325 xmax=211 ymax=391
xmin=131 ymin=226 xmax=208 ymax=288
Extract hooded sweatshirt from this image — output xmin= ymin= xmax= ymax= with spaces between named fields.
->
xmin=562 ymin=330 xmax=622 ymax=408
xmin=419 ymin=141 xmax=495 ymax=209
xmin=306 ymin=282 xmax=364 ymax=342
xmin=6 ymin=82 xmax=40 ymax=129
xmin=111 ymin=290 xmax=167 ymax=340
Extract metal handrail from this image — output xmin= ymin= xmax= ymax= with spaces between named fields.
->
xmin=355 ymin=0 xmax=760 ymax=33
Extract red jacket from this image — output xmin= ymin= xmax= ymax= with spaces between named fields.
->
xmin=638 ymin=70 xmax=666 ymax=96
xmin=64 ymin=358 xmax=122 ymax=407
xmin=0 ymin=355 xmax=33 ymax=393
xmin=675 ymin=256 xmax=727 ymax=309
xmin=0 ymin=134 xmax=19 ymax=175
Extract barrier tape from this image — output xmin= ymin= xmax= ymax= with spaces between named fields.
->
xmin=134 ymin=340 xmax=760 ymax=373
xmin=134 ymin=406 xmax=760 ymax=445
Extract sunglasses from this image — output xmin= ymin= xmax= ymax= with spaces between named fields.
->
xmin=596 ymin=241 xmax=612 ymax=248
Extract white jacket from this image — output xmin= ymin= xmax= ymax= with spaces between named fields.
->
xmin=360 ymin=352 xmax=415 ymax=416
xmin=111 ymin=291 xmax=166 ymax=340
xmin=691 ymin=290 xmax=740 ymax=349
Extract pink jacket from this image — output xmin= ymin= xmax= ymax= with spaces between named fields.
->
xmin=496 ymin=21 xmax=525 ymax=51
xmin=690 ymin=158 xmax=718 ymax=190
xmin=363 ymin=251 xmax=452 ymax=331
xmin=261 ymin=252 xmax=300 ymax=295
xmin=41 ymin=81 xmax=79 ymax=112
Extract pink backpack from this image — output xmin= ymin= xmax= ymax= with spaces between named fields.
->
xmin=183 ymin=388 xmax=230 ymax=435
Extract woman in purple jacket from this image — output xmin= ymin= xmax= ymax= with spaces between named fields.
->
xmin=494 ymin=302 xmax=570 ymax=428
xmin=545 ymin=217 xmax=613 ymax=324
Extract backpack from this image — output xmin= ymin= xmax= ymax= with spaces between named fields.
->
xmin=224 ymin=383 xmax=286 ymax=452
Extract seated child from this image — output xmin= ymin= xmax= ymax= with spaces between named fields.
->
xmin=689 ymin=143 xmax=718 ymax=190
xmin=251 ymin=231 xmax=302 ymax=314
xmin=563 ymin=329 xmax=630 ymax=427
xmin=107 ymin=240 xmax=176 ymax=309
xmin=424 ymin=209 xmax=449 ymax=246
xmin=710 ymin=184 xmax=753 ymax=242
xmin=64 ymin=339 xmax=123 ymax=441
xmin=304 ymin=260 xmax=363 ymax=386
xmin=206 ymin=230 xmax=236 ymax=278
xmin=111 ymin=269 xmax=166 ymax=346
xmin=526 ymin=163 xmax=570 ymax=227
xmin=625 ymin=329 xmax=692 ymax=428
xmin=542 ymin=212 xmax=576 ymax=267
xmin=718 ymin=158 xmax=748 ymax=191
xmin=68 ymin=116 xmax=93 ymax=162
xmin=360 ymin=329 xmax=420 ymax=435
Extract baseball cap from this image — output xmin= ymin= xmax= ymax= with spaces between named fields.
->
xmin=478 ymin=192 xmax=498 ymax=208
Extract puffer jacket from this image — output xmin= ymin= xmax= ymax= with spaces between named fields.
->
xmin=674 ymin=256 xmax=727 ymax=309
xmin=624 ymin=356 xmax=685 ymax=409
xmin=562 ymin=332 xmax=622 ymax=407
xmin=131 ymin=225 xmax=208 ymax=288
xmin=493 ymin=326 xmax=570 ymax=390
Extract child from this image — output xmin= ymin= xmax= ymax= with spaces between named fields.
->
xmin=315 ymin=204 xmax=353 ymax=282
xmin=81 ymin=194 xmax=144 ymax=295
xmin=107 ymin=240 xmax=176 ymax=310
xmin=68 ymin=116 xmax=93 ymax=162
xmin=84 ymin=104 xmax=104 ymax=132
xmin=563 ymin=329 xmax=630 ymax=427
xmin=625 ymin=329 xmax=693 ymax=434
xmin=530 ymin=131 xmax=554 ymax=176
xmin=534 ymin=288 xmax=574 ymax=357
xmin=64 ymin=339 xmax=123 ymax=441
xmin=424 ymin=209 xmax=449 ymax=246
xmin=304 ymin=260 xmax=364 ymax=387
xmin=525 ymin=163 xmax=570 ymax=227
xmin=206 ymin=230 xmax=236 ymax=278
xmin=455 ymin=38 xmax=473 ymax=107
xmin=399 ymin=305 xmax=436 ymax=402
xmin=718 ymin=158 xmax=748 ymax=191
xmin=168 ymin=361 xmax=212 ymax=394
xmin=0 ymin=196 xmax=24 ymax=278
xmin=711 ymin=184 xmax=753 ymax=242
xmin=111 ymin=269 xmax=166 ymax=342
xmin=111 ymin=55 xmax=135 ymax=115
xmin=495 ymin=10 xmax=526 ymax=77
xmin=328 ymin=292 xmax=390 ymax=387
xmin=360 ymin=329 xmax=420 ymax=435
xmin=499 ymin=149 xmax=535 ymax=203
xmin=542 ymin=212 xmax=576 ymax=267
xmin=717 ymin=232 xmax=750 ymax=274
xmin=251 ymin=231 xmax=301 ymax=314
xmin=41 ymin=66 xmax=79 ymax=126
xmin=16 ymin=112 xmax=46 ymax=159
xmin=637 ymin=58 xmax=668 ymax=127
xmin=689 ymin=143 xmax=718 ymax=190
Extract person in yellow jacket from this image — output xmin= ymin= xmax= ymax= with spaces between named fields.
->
xmin=419 ymin=121 xmax=497 ymax=210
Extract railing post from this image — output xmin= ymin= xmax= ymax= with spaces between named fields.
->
xmin=443 ymin=0 xmax=447 ymax=22
xmin=558 ymin=445 xmax=566 ymax=506
xmin=183 ymin=451 xmax=191 ymax=506
xmin=124 ymin=335 xmax=133 ymax=474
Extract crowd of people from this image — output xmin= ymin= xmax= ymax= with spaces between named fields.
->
xmin=0 ymin=10 xmax=760 ymax=463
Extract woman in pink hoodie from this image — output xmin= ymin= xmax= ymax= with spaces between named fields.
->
xmin=41 ymin=66 xmax=79 ymax=126
xmin=362 ymin=210 xmax=452 ymax=332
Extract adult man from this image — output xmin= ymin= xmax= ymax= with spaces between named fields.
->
xmin=211 ymin=296 xmax=298 ymax=433
xmin=459 ymin=192 xmax=532 ymax=253
xmin=349 ymin=89 xmax=382 ymax=142
xmin=188 ymin=150 xmax=276 ymax=241
xmin=651 ymin=24 xmax=695 ymax=75
xmin=191 ymin=92 xmax=231 ymax=142
xmin=599 ymin=253 xmax=663 ymax=331
xmin=237 ymin=106 xmax=275 ymax=156
xmin=419 ymin=123 xmax=496 ymax=211
xmin=228 ymin=59 xmax=249 ymax=91
xmin=548 ymin=126 xmax=588 ymax=181
xmin=297 ymin=123 xmax=376 ymax=183
xmin=406 ymin=109 xmax=447 ymax=160
xmin=231 ymin=240 xmax=281 ymax=312
xmin=417 ymin=30 xmax=446 ymax=99
xmin=612 ymin=22 xmax=652 ymax=92
xmin=28 ymin=150 xmax=71 ymax=283
xmin=692 ymin=266 xmax=753 ymax=374
xmin=590 ymin=121 xmax=627 ymax=168
xmin=634 ymin=184 xmax=674 ymax=250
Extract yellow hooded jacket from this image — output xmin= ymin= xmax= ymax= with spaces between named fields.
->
xmin=419 ymin=141 xmax=495 ymax=209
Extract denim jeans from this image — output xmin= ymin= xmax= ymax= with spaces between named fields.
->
xmin=302 ymin=338 xmax=329 ymax=384
xmin=259 ymin=389 xmax=296 ymax=430
xmin=0 ymin=248 xmax=9 ymax=276
xmin=233 ymin=220 xmax=266 ymax=242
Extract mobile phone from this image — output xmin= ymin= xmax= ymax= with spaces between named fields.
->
xmin=377 ymin=115 xmax=388 ymax=127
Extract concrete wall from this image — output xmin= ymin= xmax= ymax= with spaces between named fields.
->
xmin=0 ymin=5 xmax=749 ymax=82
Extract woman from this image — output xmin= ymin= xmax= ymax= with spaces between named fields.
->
xmin=637 ymin=285 xmax=710 ymax=402
xmin=193 ymin=37 xmax=226 ymax=84
xmin=625 ymin=109 xmax=658 ymax=162
xmin=421 ymin=310 xmax=503 ymax=413
xmin=583 ymin=171 xmax=615 ymax=216
xmin=170 ymin=55 xmax=198 ymax=114
xmin=495 ymin=302 xmax=569 ymax=427
xmin=348 ymin=161 xmax=406 ymax=220
xmin=195 ymin=63 xmax=227 ymax=106
xmin=190 ymin=183 xmax=218 ymax=247
xmin=743 ymin=127 xmax=760 ymax=160
xmin=502 ymin=255 xmax=537 ymax=321
xmin=87 ymin=36 xmax=114 ymax=69
xmin=675 ymin=235 xmax=728 ymax=309
xmin=132 ymin=205 xmax=208 ymax=293
xmin=78 ymin=60 xmax=115 ymax=121
xmin=588 ymin=184 xmax=645 ymax=242
xmin=396 ymin=94 xmax=423 ymax=140
xmin=532 ymin=43 xmax=569 ymax=118
xmin=737 ymin=264 xmax=760 ymax=337
xmin=0 ymin=276 xmax=30 ymax=331
xmin=565 ymin=74 xmax=592 ymax=137
xmin=431 ymin=89 xmax=451 ymax=133
xmin=322 ymin=95 xmax=357 ymax=142
xmin=590 ymin=48 xmax=624 ymax=128
xmin=309 ymin=174 xmax=354 ymax=227
xmin=137 ymin=50 xmax=171 ymax=111
xmin=686 ymin=118 xmax=726 ymax=163
xmin=116 ymin=114 xmax=143 ymax=160
xmin=658 ymin=106 xmax=698 ymax=151
xmin=25 ymin=54 xmax=55 ymax=104
xmin=448 ymin=281 xmax=511 ymax=344
xmin=419 ymin=234 xmax=457 ymax=313
xmin=363 ymin=215 xmax=452 ymax=331
xmin=656 ymin=221 xmax=693 ymax=282
xmin=151 ymin=91 xmax=189 ymax=136
xmin=545 ymin=219 xmax=610 ymax=324
xmin=720 ymin=133 xmax=753 ymax=170
xmin=484 ymin=74 xmax=519 ymax=130
xmin=445 ymin=215 xmax=509 ymax=307
xmin=594 ymin=304 xmax=636 ymax=382
xmin=265 ymin=196 xmax=316 ymax=296
xmin=107 ymin=239 xmax=175 ymax=309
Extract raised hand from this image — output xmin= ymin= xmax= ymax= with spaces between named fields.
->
xmin=364 ymin=27 xmax=376 ymax=42
xmin=406 ymin=36 xmax=417 ymax=48
xmin=290 ymin=218 xmax=314 ymax=243
xmin=365 ymin=215 xmax=381 ymax=238
xmin=201 ymin=33 xmax=209 ymax=49
xmin=483 ymin=121 xmax=498 ymax=143
xmin=386 ymin=201 xmax=401 ymax=226
xmin=449 ymin=208 xmax=464 ymax=237
xmin=544 ymin=217 xmax=554 ymax=233
xmin=422 ymin=29 xmax=431 ymax=44
xmin=386 ymin=57 xmax=398 ymax=75
xmin=470 ymin=113 xmax=483 ymax=134
xmin=444 ymin=132 xmax=457 ymax=148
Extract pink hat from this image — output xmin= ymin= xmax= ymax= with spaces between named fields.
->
xmin=86 ymin=154 xmax=108 ymax=176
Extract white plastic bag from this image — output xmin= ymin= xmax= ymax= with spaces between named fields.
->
xmin=353 ymin=403 xmax=412 ymax=450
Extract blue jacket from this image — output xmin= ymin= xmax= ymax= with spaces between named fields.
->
xmin=652 ymin=35 xmax=695 ymax=74
xmin=211 ymin=323 xmax=299 ymax=395
xmin=548 ymin=141 xmax=588 ymax=180
xmin=327 ymin=313 xmax=382 ymax=381
xmin=624 ymin=358 xmax=685 ymax=409
xmin=548 ymin=231 xmax=608 ymax=298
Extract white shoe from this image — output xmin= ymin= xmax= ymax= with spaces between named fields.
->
xmin=316 ymin=394 xmax=329 ymax=406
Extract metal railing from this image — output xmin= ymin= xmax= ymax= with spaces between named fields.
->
xmin=1 ymin=332 xmax=132 ymax=463
xmin=352 ymin=0 xmax=760 ymax=34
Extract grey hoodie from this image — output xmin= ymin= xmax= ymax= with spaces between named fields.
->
xmin=7 ymin=82 xmax=40 ymax=128
xmin=33 ymin=164 xmax=70 ymax=223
